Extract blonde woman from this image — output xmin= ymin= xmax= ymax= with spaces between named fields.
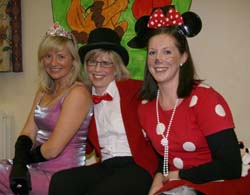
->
xmin=0 ymin=23 xmax=93 ymax=195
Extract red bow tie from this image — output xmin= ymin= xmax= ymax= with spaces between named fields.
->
xmin=92 ymin=93 xmax=113 ymax=104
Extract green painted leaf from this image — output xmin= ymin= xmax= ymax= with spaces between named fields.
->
xmin=172 ymin=0 xmax=192 ymax=13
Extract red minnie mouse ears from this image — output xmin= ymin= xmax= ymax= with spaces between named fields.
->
xmin=147 ymin=6 xmax=202 ymax=37
xmin=127 ymin=5 xmax=202 ymax=48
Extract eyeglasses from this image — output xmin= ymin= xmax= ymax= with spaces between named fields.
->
xmin=87 ymin=60 xmax=113 ymax=68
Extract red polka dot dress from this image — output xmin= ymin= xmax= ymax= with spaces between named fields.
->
xmin=138 ymin=83 xmax=234 ymax=171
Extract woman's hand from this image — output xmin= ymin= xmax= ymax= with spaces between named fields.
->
xmin=148 ymin=172 xmax=165 ymax=195
xmin=148 ymin=171 xmax=180 ymax=195
xmin=168 ymin=170 xmax=180 ymax=181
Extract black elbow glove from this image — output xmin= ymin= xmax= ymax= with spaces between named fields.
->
xmin=9 ymin=135 xmax=33 ymax=195
xmin=9 ymin=164 xmax=31 ymax=195
xmin=28 ymin=145 xmax=47 ymax=164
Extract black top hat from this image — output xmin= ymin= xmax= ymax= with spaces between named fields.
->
xmin=79 ymin=28 xmax=129 ymax=66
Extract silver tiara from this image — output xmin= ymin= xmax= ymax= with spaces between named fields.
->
xmin=46 ymin=22 xmax=72 ymax=40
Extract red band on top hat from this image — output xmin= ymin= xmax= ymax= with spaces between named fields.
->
xmin=147 ymin=7 xmax=183 ymax=29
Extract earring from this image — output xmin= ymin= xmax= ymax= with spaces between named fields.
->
xmin=180 ymin=63 xmax=183 ymax=67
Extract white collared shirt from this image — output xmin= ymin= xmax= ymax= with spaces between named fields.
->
xmin=92 ymin=80 xmax=132 ymax=161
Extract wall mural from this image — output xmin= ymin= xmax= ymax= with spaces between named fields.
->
xmin=52 ymin=0 xmax=192 ymax=80
xmin=0 ymin=0 xmax=22 ymax=72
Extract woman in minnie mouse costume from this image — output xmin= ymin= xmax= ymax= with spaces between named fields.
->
xmin=129 ymin=5 xmax=250 ymax=195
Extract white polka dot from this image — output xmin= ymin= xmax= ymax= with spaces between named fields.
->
xmin=215 ymin=104 xmax=226 ymax=117
xmin=173 ymin=157 xmax=184 ymax=169
xmin=183 ymin=142 xmax=196 ymax=152
xmin=141 ymin=100 xmax=148 ymax=104
xmin=189 ymin=95 xmax=198 ymax=107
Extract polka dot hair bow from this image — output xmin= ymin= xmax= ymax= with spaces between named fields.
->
xmin=147 ymin=7 xmax=184 ymax=29
xmin=127 ymin=5 xmax=202 ymax=48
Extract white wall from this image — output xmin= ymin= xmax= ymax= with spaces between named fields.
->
xmin=0 ymin=0 xmax=53 ymax=146
xmin=0 ymin=0 xmax=250 ymax=154
xmin=189 ymin=0 xmax=250 ymax=145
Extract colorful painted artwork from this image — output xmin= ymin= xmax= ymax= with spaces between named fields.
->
xmin=52 ymin=0 xmax=192 ymax=79
xmin=0 ymin=0 xmax=22 ymax=72
xmin=0 ymin=0 xmax=11 ymax=71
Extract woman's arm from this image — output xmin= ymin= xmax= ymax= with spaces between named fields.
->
xmin=19 ymin=90 xmax=42 ymax=141
xmin=179 ymin=128 xmax=242 ymax=183
xmin=9 ymin=90 xmax=42 ymax=194
xmin=39 ymin=85 xmax=92 ymax=159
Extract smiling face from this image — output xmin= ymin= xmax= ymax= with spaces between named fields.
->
xmin=42 ymin=46 xmax=73 ymax=83
xmin=147 ymin=33 xmax=187 ymax=87
xmin=85 ymin=51 xmax=116 ymax=95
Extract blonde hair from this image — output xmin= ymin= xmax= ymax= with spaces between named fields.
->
xmin=83 ymin=49 xmax=130 ymax=88
xmin=37 ymin=34 xmax=83 ymax=93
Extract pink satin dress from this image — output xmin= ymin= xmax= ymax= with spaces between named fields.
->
xmin=0 ymin=90 xmax=93 ymax=195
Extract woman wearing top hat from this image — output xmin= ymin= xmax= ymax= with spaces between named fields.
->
xmin=49 ymin=27 xmax=158 ymax=195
